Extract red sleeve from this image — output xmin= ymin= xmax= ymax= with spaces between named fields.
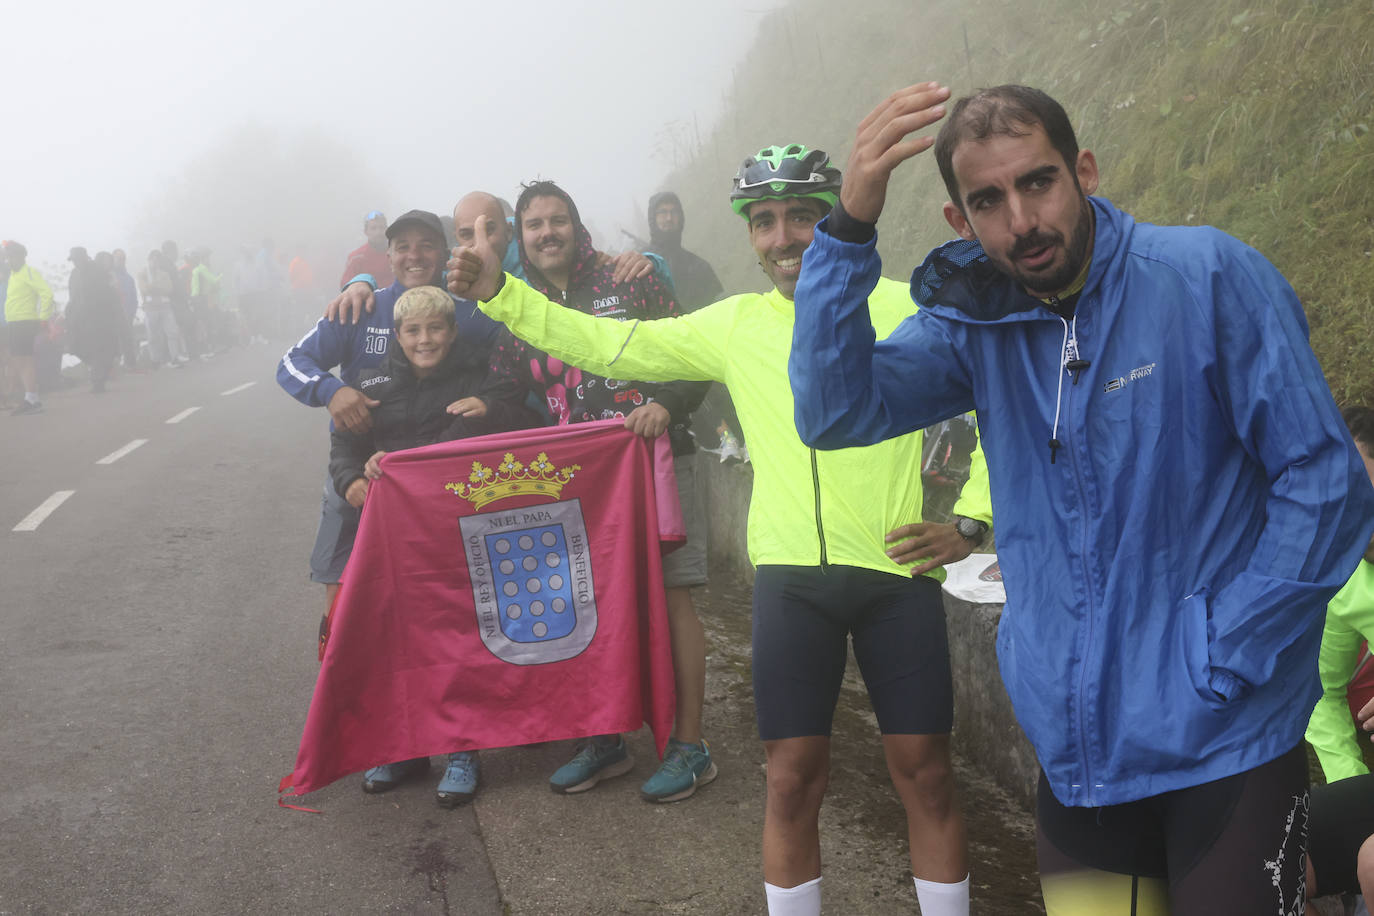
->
xmin=339 ymin=251 xmax=361 ymax=289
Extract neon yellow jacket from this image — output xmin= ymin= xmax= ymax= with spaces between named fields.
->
xmin=482 ymin=275 xmax=992 ymax=577
xmin=4 ymin=265 xmax=54 ymax=322
xmin=1305 ymin=559 xmax=1374 ymax=781
xmin=191 ymin=264 xmax=221 ymax=305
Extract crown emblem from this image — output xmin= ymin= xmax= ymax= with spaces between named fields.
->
xmin=445 ymin=451 xmax=580 ymax=510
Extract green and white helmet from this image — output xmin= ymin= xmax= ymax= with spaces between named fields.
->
xmin=730 ymin=143 xmax=842 ymax=218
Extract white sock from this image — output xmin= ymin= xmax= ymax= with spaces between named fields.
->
xmin=912 ymin=874 xmax=969 ymax=915
xmin=25 ymin=391 xmax=39 ymax=404
xmin=764 ymin=876 xmax=821 ymax=916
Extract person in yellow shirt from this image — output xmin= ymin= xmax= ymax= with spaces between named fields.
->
xmin=3 ymin=241 xmax=54 ymax=415
xmin=1305 ymin=406 xmax=1374 ymax=904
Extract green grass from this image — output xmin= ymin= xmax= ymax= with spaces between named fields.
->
xmin=664 ymin=0 xmax=1374 ymax=404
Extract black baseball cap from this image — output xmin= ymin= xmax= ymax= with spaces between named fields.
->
xmin=386 ymin=210 xmax=446 ymax=246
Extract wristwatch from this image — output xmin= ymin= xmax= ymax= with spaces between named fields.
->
xmin=953 ymin=515 xmax=989 ymax=547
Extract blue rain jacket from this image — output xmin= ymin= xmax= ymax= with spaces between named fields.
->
xmin=789 ymin=197 xmax=1374 ymax=806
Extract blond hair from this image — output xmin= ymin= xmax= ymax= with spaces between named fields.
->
xmin=393 ymin=286 xmax=455 ymax=324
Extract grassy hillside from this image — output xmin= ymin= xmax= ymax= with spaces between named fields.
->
xmin=663 ymin=0 xmax=1374 ymax=403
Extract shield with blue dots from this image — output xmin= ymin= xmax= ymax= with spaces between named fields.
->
xmin=460 ymin=498 xmax=598 ymax=665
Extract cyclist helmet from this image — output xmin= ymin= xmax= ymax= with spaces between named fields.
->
xmin=730 ymin=143 xmax=842 ymax=218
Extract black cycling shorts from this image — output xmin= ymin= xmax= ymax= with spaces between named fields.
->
xmin=6 ymin=320 xmax=41 ymax=357
xmin=1036 ymin=744 xmax=1310 ymax=915
xmin=751 ymin=564 xmax=953 ymax=741
xmin=1309 ymin=771 xmax=1374 ymax=896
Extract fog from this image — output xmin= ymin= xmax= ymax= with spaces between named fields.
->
xmin=5 ymin=0 xmax=786 ymax=273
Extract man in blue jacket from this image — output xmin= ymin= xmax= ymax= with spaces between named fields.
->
xmin=277 ymin=210 xmax=500 ymax=638
xmin=788 ymin=82 xmax=1374 ymax=912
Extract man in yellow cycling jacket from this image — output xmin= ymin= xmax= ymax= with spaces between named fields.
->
xmin=448 ymin=145 xmax=992 ymax=916
xmin=3 ymin=241 xmax=55 ymax=415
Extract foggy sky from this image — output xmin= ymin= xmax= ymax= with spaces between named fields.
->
xmin=5 ymin=0 xmax=785 ymax=264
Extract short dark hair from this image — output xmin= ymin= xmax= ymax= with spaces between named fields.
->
xmin=1344 ymin=405 xmax=1374 ymax=450
xmin=514 ymin=180 xmax=582 ymax=229
xmin=934 ymin=85 xmax=1080 ymax=210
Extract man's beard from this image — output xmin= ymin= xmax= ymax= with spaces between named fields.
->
xmin=1004 ymin=195 xmax=1093 ymax=296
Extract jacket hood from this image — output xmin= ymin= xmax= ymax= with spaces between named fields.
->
xmin=647 ymin=191 xmax=684 ymax=250
xmin=911 ymin=196 xmax=1128 ymax=325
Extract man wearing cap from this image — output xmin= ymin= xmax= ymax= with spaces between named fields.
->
xmin=3 ymin=241 xmax=54 ymax=415
xmin=340 ymin=211 xmax=394 ymax=290
xmin=278 ymin=210 xmax=502 ymax=631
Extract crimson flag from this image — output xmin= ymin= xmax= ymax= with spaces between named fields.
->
xmin=281 ymin=420 xmax=683 ymax=797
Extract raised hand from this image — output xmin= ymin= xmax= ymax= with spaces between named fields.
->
xmin=446 ymin=215 xmax=504 ymax=302
xmin=843 ymin=82 xmax=951 ymax=223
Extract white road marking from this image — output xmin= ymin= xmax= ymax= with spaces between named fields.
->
xmin=166 ymin=407 xmax=202 ymax=424
xmin=13 ymin=491 xmax=76 ymax=532
xmin=221 ymin=381 xmax=256 ymax=396
xmin=96 ymin=439 xmax=149 ymax=465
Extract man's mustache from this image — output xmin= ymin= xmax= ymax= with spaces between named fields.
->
xmin=1010 ymin=230 xmax=1063 ymax=259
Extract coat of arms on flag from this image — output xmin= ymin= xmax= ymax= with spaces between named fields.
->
xmin=449 ymin=451 xmax=596 ymax=664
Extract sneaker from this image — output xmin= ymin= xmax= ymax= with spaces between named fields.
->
xmin=436 ymin=751 xmax=479 ymax=808
xmin=361 ymin=757 xmax=429 ymax=794
xmin=549 ymin=735 xmax=634 ymax=794
xmin=639 ymin=738 xmax=718 ymax=803
xmin=12 ymin=400 xmax=43 ymax=416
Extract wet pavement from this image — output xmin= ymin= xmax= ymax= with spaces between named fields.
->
xmin=0 ymin=350 xmax=1044 ymax=913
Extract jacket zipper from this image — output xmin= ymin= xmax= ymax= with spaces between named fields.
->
xmin=1060 ymin=318 xmax=1100 ymax=806
xmin=810 ymin=448 xmax=829 ymax=572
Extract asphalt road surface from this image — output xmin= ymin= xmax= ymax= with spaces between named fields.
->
xmin=0 ymin=346 xmax=1041 ymax=914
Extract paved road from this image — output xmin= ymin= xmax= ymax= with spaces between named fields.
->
xmin=0 ymin=347 xmax=1041 ymax=914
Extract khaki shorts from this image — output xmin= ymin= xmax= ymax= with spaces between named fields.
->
xmin=662 ymin=453 xmax=708 ymax=589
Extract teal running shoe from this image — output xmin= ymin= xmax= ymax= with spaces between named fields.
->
xmin=549 ymin=735 xmax=634 ymax=794
xmin=639 ymin=738 xmax=718 ymax=803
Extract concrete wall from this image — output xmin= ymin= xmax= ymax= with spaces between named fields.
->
xmin=942 ymin=596 xmax=1039 ymax=807
xmin=695 ymin=451 xmax=1039 ymax=809
xmin=698 ymin=451 xmax=756 ymax=587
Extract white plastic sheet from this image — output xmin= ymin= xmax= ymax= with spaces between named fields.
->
xmin=940 ymin=552 xmax=1006 ymax=605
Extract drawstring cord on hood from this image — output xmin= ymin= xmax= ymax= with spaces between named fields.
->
xmin=1048 ymin=312 xmax=1091 ymax=464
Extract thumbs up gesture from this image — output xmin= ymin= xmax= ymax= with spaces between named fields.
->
xmin=446 ymin=214 xmax=504 ymax=302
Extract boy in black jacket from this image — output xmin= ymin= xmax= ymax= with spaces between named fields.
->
xmin=327 ymin=284 xmax=532 ymax=807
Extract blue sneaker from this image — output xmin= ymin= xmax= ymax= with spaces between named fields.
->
xmin=639 ymin=738 xmax=718 ymax=803
xmin=360 ymin=757 xmax=429 ymax=794
xmin=436 ymin=751 xmax=479 ymax=808
xmin=549 ymin=735 xmax=634 ymax=794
